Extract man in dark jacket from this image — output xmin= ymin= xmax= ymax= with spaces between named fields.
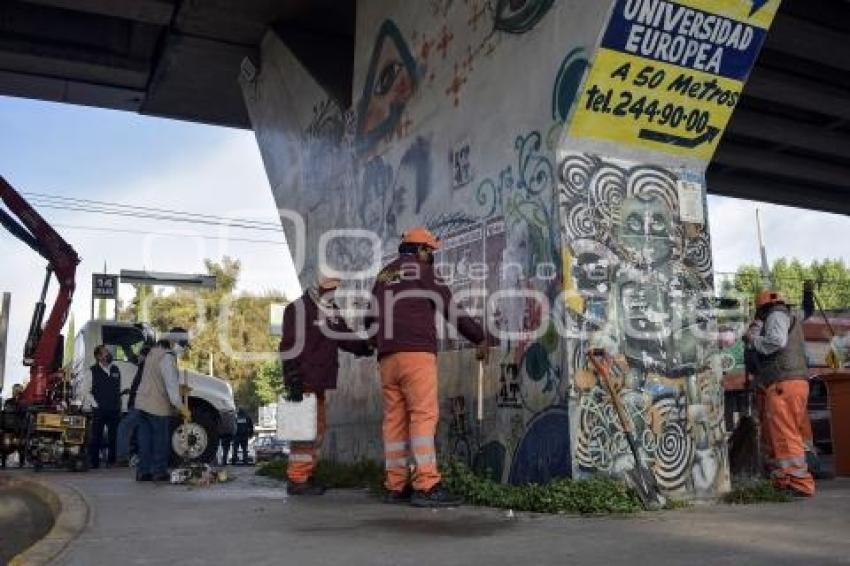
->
xmin=86 ymin=345 xmax=123 ymax=468
xmin=232 ymin=408 xmax=254 ymax=464
xmin=367 ymin=227 xmax=488 ymax=507
xmin=280 ymin=275 xmax=373 ymax=495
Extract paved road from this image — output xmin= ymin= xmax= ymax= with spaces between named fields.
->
xmin=0 ymin=485 xmax=54 ymax=563
xmin=26 ymin=467 xmax=850 ymax=565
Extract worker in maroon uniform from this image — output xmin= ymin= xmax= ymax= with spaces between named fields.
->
xmin=279 ymin=275 xmax=373 ymax=495
xmin=368 ymin=227 xmax=488 ymax=507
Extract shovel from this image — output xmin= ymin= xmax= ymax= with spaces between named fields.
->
xmin=477 ymin=359 xmax=484 ymax=422
xmin=587 ymin=349 xmax=666 ymax=510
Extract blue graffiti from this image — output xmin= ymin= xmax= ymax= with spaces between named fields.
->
xmin=508 ymin=406 xmax=571 ymax=485
xmin=552 ymin=48 xmax=589 ymax=124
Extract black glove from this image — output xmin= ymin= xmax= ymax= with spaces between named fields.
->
xmin=286 ymin=377 xmax=304 ymax=403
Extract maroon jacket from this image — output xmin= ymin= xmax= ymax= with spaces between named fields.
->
xmin=367 ymin=254 xmax=485 ymax=358
xmin=279 ymin=291 xmax=371 ymax=392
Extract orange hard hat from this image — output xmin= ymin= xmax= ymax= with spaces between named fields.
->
xmin=755 ymin=289 xmax=786 ymax=308
xmin=402 ymin=226 xmax=441 ymax=250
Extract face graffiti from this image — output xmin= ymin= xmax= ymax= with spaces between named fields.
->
xmin=356 ymin=20 xmax=419 ymax=154
xmin=616 ymin=196 xmax=675 ymax=268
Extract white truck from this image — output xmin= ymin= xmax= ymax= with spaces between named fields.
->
xmin=71 ymin=320 xmax=237 ymax=463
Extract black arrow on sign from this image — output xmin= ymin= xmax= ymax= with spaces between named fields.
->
xmin=638 ymin=126 xmax=720 ymax=148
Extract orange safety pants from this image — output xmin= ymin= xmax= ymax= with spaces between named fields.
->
xmin=286 ymin=393 xmax=326 ymax=484
xmin=757 ymin=379 xmax=815 ymax=496
xmin=379 ymin=352 xmax=441 ymax=492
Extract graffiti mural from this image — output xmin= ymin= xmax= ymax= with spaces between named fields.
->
xmin=493 ymin=0 xmax=556 ymax=34
xmin=244 ymin=0 xmax=726 ymax=496
xmin=508 ymin=406 xmax=571 ymax=485
xmin=360 ymin=136 xmax=433 ymax=246
xmin=356 ymin=19 xmax=420 ymax=155
xmin=558 ymin=152 xmax=727 ymax=494
xmin=412 ymin=0 xmax=558 ymax=107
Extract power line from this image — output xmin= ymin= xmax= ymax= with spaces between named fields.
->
xmin=29 ymin=202 xmax=285 ymax=232
xmin=23 ymin=191 xmax=285 ymax=232
xmin=24 ymin=191 xmax=283 ymax=229
xmin=52 ymin=223 xmax=288 ymax=246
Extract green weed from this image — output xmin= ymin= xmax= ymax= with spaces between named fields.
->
xmin=257 ymin=458 xmax=643 ymax=514
xmin=722 ymin=481 xmax=793 ymax=504
xmin=441 ymin=461 xmax=642 ymax=515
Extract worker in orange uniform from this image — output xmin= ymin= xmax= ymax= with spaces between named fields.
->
xmin=279 ymin=275 xmax=373 ymax=496
xmin=368 ymin=227 xmax=489 ymax=507
xmin=745 ymin=289 xmax=815 ymax=497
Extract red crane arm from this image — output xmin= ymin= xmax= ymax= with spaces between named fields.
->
xmin=0 ymin=176 xmax=80 ymax=404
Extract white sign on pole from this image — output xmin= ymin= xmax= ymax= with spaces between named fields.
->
xmin=0 ymin=293 xmax=10 ymax=393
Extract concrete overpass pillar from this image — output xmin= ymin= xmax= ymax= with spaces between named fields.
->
xmin=241 ymin=0 xmax=780 ymax=497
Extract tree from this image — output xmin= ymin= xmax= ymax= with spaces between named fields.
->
xmin=733 ymin=258 xmax=850 ymax=310
xmin=121 ymin=284 xmax=152 ymax=322
xmin=253 ymin=360 xmax=284 ymax=406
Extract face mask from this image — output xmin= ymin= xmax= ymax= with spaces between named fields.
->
xmin=105 ymin=354 xmax=113 ymax=365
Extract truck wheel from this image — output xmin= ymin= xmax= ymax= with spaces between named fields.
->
xmin=170 ymin=408 xmax=219 ymax=464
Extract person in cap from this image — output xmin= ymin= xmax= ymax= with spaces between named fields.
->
xmin=367 ymin=227 xmax=489 ymax=507
xmin=133 ymin=327 xmax=192 ymax=482
xmin=279 ymin=275 xmax=373 ymax=495
xmin=745 ymin=290 xmax=815 ymax=497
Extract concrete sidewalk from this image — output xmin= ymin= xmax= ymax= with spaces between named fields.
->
xmin=22 ymin=467 xmax=850 ymax=566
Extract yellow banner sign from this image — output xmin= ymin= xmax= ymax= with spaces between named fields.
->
xmin=568 ymin=0 xmax=780 ymax=160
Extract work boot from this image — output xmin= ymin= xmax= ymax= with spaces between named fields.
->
xmin=287 ymin=479 xmax=326 ymax=496
xmin=383 ymin=484 xmax=413 ymax=504
xmin=410 ymin=483 xmax=463 ymax=508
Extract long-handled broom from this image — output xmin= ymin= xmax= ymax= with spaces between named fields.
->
xmin=728 ymin=372 xmax=761 ymax=480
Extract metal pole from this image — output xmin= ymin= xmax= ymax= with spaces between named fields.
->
xmin=756 ymin=208 xmax=772 ymax=288
xmin=0 ymin=292 xmax=10 ymax=394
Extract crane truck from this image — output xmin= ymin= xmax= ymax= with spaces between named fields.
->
xmin=0 ymin=175 xmax=88 ymax=470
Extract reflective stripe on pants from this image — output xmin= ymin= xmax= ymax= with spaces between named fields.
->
xmin=287 ymin=393 xmax=326 ymax=484
xmin=380 ymin=352 xmax=441 ymax=492
xmin=760 ymin=380 xmax=815 ymax=496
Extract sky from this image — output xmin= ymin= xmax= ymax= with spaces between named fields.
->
xmin=1 ymin=95 xmax=850 ymax=390
xmin=0 ymin=96 xmax=299 ymax=390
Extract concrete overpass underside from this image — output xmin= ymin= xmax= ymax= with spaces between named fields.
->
xmin=0 ymin=0 xmax=848 ymax=214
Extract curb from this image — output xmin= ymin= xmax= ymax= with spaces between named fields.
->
xmin=0 ymin=476 xmax=90 ymax=566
